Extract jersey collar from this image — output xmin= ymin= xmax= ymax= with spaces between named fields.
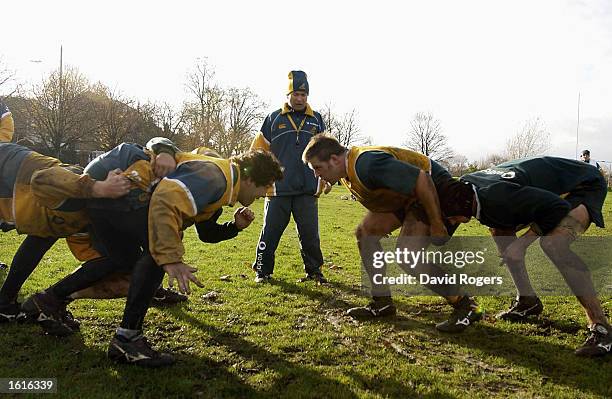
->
xmin=281 ymin=102 xmax=314 ymax=117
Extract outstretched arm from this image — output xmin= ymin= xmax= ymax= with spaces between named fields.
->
xmin=31 ymin=167 xmax=131 ymax=209
xmin=195 ymin=207 xmax=255 ymax=243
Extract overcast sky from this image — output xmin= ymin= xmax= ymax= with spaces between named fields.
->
xmin=3 ymin=0 xmax=611 ymax=164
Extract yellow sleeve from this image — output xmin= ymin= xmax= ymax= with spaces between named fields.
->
xmin=250 ymin=132 xmax=270 ymax=151
xmin=31 ymin=166 xmax=96 ymax=209
xmin=148 ymin=179 xmax=196 ymax=266
xmin=0 ymin=113 xmax=15 ymax=142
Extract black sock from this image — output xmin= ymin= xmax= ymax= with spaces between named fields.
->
xmin=120 ymin=254 xmax=164 ymax=330
xmin=0 ymin=236 xmax=57 ymax=304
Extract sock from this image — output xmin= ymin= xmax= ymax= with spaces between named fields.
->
xmin=116 ymin=327 xmax=141 ymax=341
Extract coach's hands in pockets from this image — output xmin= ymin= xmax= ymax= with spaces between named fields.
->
xmin=163 ymin=262 xmax=204 ymax=294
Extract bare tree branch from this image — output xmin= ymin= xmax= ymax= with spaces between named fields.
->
xmin=403 ymin=112 xmax=454 ymax=162
xmin=183 ymin=58 xmax=225 ymax=149
xmin=89 ymin=83 xmax=139 ymax=151
xmin=0 ymin=56 xmax=18 ymax=97
xmin=319 ymin=103 xmax=365 ymax=147
xmin=27 ymin=66 xmax=97 ymax=160
xmin=216 ymin=87 xmax=266 ymax=156
xmin=505 ymin=117 xmax=551 ymax=159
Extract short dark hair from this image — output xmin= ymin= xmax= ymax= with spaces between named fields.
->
xmin=232 ymin=150 xmax=284 ymax=187
xmin=436 ymin=178 xmax=474 ymax=218
xmin=302 ymin=134 xmax=346 ymax=164
xmin=582 ymin=149 xmax=590 ymax=156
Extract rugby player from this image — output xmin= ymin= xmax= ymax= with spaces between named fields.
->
xmin=24 ymin=142 xmax=283 ymax=367
xmin=439 ymin=156 xmax=611 ymax=356
xmin=0 ymin=141 xmax=131 ymax=322
xmin=302 ymin=135 xmax=482 ymax=333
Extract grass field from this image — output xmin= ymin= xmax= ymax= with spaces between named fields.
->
xmin=1 ymin=186 xmax=611 ymax=398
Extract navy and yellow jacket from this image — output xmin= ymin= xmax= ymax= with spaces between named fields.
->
xmin=70 ymin=142 xmax=241 ymax=265
xmin=149 ymin=155 xmax=240 ymax=265
xmin=461 ymin=156 xmax=607 ymax=233
xmin=341 ymin=146 xmax=433 ymax=213
xmin=84 ymin=143 xmax=159 ymax=211
xmin=0 ymin=101 xmax=15 ymax=143
xmin=251 ymin=103 xmax=325 ymax=196
xmin=0 ymin=143 xmax=95 ymax=237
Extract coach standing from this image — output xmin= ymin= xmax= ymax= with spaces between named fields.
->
xmin=250 ymin=71 xmax=327 ymax=283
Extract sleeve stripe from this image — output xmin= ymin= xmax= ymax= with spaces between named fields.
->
xmin=227 ymin=165 xmax=235 ymax=205
xmin=165 ymin=178 xmax=198 ymax=216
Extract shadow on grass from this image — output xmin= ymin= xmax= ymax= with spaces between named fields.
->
xmin=344 ymin=371 xmax=458 ymax=399
xmin=171 ymin=308 xmax=366 ymax=398
xmin=412 ymin=319 xmax=612 ymax=398
xmin=261 ymin=279 xmax=612 ymax=396
xmin=171 ymin=305 xmax=444 ymax=398
xmin=270 ymin=277 xmax=442 ymax=322
xmin=0 ymin=320 xmax=261 ymax=398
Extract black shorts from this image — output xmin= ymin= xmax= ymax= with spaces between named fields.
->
xmin=565 ymin=174 xmax=607 ymax=228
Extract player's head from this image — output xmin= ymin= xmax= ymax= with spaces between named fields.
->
xmin=287 ymin=70 xmax=309 ymax=111
xmin=436 ymin=178 xmax=475 ymax=230
xmin=581 ymin=149 xmax=591 ymax=162
xmin=302 ymin=135 xmax=347 ymax=184
xmin=232 ymin=150 xmax=284 ymax=206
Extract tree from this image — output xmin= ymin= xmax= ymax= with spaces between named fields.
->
xmin=0 ymin=56 xmax=17 ymax=97
xmin=320 ymin=103 xmax=367 ymax=146
xmin=476 ymin=153 xmax=508 ymax=170
xmin=3 ymin=96 xmax=36 ymax=144
xmin=183 ymin=59 xmax=225 ymax=150
xmin=403 ymin=112 xmax=453 ymax=162
xmin=90 ymin=84 xmax=139 ymax=151
xmin=320 ymin=103 xmax=337 ymax=138
xmin=442 ymin=154 xmax=469 ymax=177
xmin=216 ymin=87 xmax=266 ymax=156
xmin=505 ymin=117 xmax=550 ymax=159
xmin=27 ymin=66 xmax=97 ymax=160
xmin=129 ymin=101 xmax=164 ymax=146
xmin=154 ymin=102 xmax=187 ymax=146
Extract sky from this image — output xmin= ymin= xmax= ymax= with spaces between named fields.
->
xmin=2 ymin=0 xmax=611 ymax=164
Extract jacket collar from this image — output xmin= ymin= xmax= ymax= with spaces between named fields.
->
xmin=281 ymin=102 xmax=314 ymax=117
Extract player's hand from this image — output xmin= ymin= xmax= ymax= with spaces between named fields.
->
xmin=152 ymin=152 xmax=177 ymax=178
xmin=163 ymin=262 xmax=204 ymax=294
xmin=323 ymin=182 xmax=333 ymax=195
xmin=430 ymin=222 xmax=450 ymax=246
xmin=502 ymin=241 xmax=527 ymax=265
xmin=92 ymin=169 xmax=131 ymax=198
xmin=234 ymin=207 xmax=255 ymax=230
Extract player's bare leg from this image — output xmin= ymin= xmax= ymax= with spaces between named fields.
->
xmin=490 ymin=228 xmax=543 ymax=321
xmin=347 ymin=212 xmax=402 ymax=318
xmin=539 ymin=205 xmax=611 ymax=356
xmin=396 ymin=207 xmax=482 ymax=332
